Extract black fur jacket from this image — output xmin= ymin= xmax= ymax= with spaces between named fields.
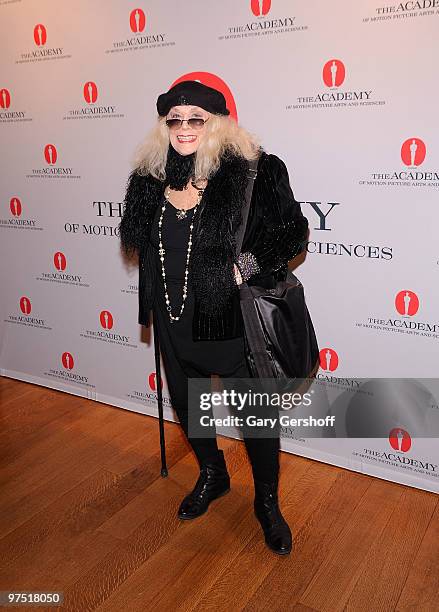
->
xmin=118 ymin=148 xmax=309 ymax=341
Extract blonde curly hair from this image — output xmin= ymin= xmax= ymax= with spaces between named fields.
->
xmin=131 ymin=113 xmax=261 ymax=183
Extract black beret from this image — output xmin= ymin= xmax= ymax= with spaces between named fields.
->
xmin=156 ymin=80 xmax=230 ymax=117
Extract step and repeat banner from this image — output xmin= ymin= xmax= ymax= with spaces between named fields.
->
xmin=1 ymin=1 xmax=438 ymax=493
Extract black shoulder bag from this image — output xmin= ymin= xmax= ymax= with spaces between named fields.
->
xmin=236 ymin=157 xmax=320 ymax=388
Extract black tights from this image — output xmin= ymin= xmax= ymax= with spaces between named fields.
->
xmin=153 ymin=304 xmax=280 ymax=483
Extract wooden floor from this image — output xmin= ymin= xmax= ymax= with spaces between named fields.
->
xmin=0 ymin=377 xmax=438 ymax=612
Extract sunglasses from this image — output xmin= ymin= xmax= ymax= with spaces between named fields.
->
xmin=165 ymin=117 xmax=209 ymax=130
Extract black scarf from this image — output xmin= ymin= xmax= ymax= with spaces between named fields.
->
xmin=164 ymin=143 xmax=196 ymax=190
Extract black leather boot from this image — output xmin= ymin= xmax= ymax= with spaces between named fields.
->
xmin=253 ymin=477 xmax=292 ymax=555
xmin=177 ymin=449 xmax=231 ymax=520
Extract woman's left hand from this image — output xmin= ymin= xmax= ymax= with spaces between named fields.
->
xmin=233 ymin=263 xmax=243 ymax=285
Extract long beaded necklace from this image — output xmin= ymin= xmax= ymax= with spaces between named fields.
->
xmin=158 ymin=183 xmax=205 ymax=322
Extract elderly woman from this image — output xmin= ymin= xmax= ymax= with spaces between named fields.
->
xmin=119 ymin=80 xmax=309 ymax=555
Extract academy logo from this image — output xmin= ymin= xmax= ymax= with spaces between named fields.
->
xmin=362 ymin=2 xmax=439 ymax=24
xmin=0 ymin=87 xmax=32 ymax=123
xmin=220 ymin=1 xmax=304 ymax=42
xmin=360 ymin=137 xmax=438 ymax=187
xmin=288 ymin=58 xmax=385 ymax=111
xmin=62 ymin=82 xmax=123 ymax=121
xmin=15 ymin=23 xmax=70 ymax=64
xmin=42 ymin=352 xmax=95 ymax=388
xmin=3 ymin=296 xmax=50 ymax=330
xmin=79 ymin=309 xmax=135 ymax=347
xmin=25 ymin=144 xmax=79 ymax=180
xmin=0 ymin=196 xmax=42 ymax=231
xmin=105 ymin=7 xmax=175 ymax=54
xmin=35 ymin=252 xmax=89 ymax=287
xmin=355 ymin=290 xmax=438 ymax=340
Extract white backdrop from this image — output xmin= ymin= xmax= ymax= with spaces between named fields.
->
xmin=1 ymin=0 xmax=438 ymax=493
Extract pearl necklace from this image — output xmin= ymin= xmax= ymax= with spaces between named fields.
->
xmin=158 ymin=185 xmax=205 ymax=322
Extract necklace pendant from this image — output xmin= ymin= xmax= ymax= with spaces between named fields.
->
xmin=176 ymin=209 xmax=187 ymax=220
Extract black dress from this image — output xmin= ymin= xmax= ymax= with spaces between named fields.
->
xmin=149 ymin=196 xmax=248 ymax=377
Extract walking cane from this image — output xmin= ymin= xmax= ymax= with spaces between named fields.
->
xmin=152 ymin=312 xmax=168 ymax=477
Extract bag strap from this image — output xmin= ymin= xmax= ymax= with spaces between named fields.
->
xmin=235 ymin=153 xmax=260 ymax=257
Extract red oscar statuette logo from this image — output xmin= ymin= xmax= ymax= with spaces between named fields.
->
xmin=19 ymin=296 xmax=32 ymax=315
xmin=389 ymin=428 xmax=411 ymax=452
xmin=129 ymin=8 xmax=146 ymax=32
xmin=10 ymin=197 xmax=22 ymax=217
xmin=322 ymin=59 xmax=346 ymax=88
xmin=100 ymin=310 xmax=114 ymax=329
xmin=33 ymin=24 xmax=47 ymax=46
xmin=319 ymin=347 xmax=339 ymax=372
xmin=83 ymin=81 xmax=98 ymax=104
xmin=53 ymin=251 xmax=67 ymax=271
xmin=44 ymin=144 xmax=58 ymax=165
xmin=149 ymin=371 xmax=163 ymax=392
xmin=400 ymin=138 xmax=426 ymax=167
xmin=62 ymin=352 xmax=75 ymax=370
xmin=0 ymin=88 xmax=11 ymax=109
xmin=250 ymin=0 xmax=272 ymax=16
xmin=395 ymin=290 xmax=419 ymax=317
